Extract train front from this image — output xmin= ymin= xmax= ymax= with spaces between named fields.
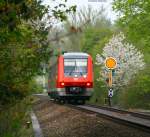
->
xmin=57 ymin=52 xmax=93 ymax=103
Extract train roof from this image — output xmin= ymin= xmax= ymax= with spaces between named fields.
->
xmin=63 ymin=52 xmax=89 ymax=58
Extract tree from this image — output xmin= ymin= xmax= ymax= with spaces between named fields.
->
xmin=48 ymin=6 xmax=107 ymax=52
xmin=96 ymin=32 xmax=145 ymax=89
xmin=0 ymin=0 xmax=76 ymax=104
xmin=112 ymin=1 xmax=150 ymax=108
xmin=113 ymin=0 xmax=150 ymax=49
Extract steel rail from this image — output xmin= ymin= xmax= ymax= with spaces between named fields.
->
xmin=34 ymin=94 xmax=150 ymax=133
xmin=85 ymin=104 xmax=150 ymax=120
xmin=73 ymin=104 xmax=150 ymax=133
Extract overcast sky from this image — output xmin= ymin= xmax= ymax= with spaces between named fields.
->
xmin=43 ymin=0 xmax=117 ymax=22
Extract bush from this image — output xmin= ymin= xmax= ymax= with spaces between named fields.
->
xmin=0 ymin=96 xmax=34 ymax=137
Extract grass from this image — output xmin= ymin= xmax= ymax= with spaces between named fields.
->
xmin=0 ymin=96 xmax=35 ymax=137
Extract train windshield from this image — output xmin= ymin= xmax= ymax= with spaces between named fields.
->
xmin=64 ymin=58 xmax=87 ymax=77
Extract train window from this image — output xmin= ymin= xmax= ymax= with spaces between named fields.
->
xmin=64 ymin=58 xmax=87 ymax=77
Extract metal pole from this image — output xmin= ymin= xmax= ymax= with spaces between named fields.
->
xmin=108 ymin=69 xmax=112 ymax=107
xmin=109 ymin=70 xmax=112 ymax=87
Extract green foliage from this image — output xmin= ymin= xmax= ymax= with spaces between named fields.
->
xmin=113 ymin=0 xmax=150 ymax=63
xmin=0 ymin=0 xmax=49 ymax=104
xmin=0 ymin=97 xmax=34 ymax=137
xmin=118 ymin=68 xmax=150 ymax=109
xmin=0 ymin=0 xmax=48 ymax=31
xmin=0 ymin=23 xmax=50 ymax=105
xmin=81 ymin=25 xmax=112 ymax=54
xmin=113 ymin=0 xmax=150 ymax=109
xmin=80 ymin=19 xmax=113 ymax=104
xmin=58 ymin=6 xmax=109 ymax=52
xmin=53 ymin=5 xmax=77 ymax=21
xmin=0 ymin=0 xmax=76 ymax=104
xmin=79 ymin=3 xmax=150 ymax=108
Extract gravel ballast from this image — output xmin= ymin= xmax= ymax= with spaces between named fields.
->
xmin=33 ymin=97 xmax=150 ymax=137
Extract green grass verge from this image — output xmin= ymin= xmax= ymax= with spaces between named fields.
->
xmin=0 ymin=96 xmax=35 ymax=137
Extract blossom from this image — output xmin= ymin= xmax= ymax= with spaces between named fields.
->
xmin=96 ymin=32 xmax=145 ymax=89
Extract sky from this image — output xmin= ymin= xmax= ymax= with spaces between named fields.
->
xmin=43 ymin=0 xmax=117 ymax=22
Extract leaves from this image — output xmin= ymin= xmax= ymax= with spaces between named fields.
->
xmin=113 ymin=0 xmax=150 ymax=51
xmin=0 ymin=0 xmax=77 ymax=103
xmin=96 ymin=32 xmax=145 ymax=89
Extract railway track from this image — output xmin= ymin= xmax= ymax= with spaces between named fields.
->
xmin=74 ymin=104 xmax=150 ymax=133
xmin=86 ymin=104 xmax=150 ymax=119
xmin=35 ymin=94 xmax=150 ymax=133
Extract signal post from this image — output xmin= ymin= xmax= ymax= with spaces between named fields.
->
xmin=105 ymin=57 xmax=117 ymax=107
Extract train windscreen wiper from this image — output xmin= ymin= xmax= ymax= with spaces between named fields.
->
xmin=69 ymin=60 xmax=76 ymax=76
xmin=69 ymin=66 xmax=75 ymax=76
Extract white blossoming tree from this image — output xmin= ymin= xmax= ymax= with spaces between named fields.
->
xmin=96 ymin=32 xmax=145 ymax=89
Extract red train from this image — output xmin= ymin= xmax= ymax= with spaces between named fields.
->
xmin=48 ymin=52 xmax=93 ymax=104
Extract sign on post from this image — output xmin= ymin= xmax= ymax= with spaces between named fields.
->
xmin=105 ymin=57 xmax=117 ymax=87
xmin=108 ymin=88 xmax=113 ymax=97
xmin=105 ymin=57 xmax=117 ymax=69
xmin=105 ymin=57 xmax=117 ymax=107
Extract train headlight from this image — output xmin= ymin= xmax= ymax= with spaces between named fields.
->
xmin=86 ymin=82 xmax=91 ymax=86
xmin=61 ymin=82 xmax=65 ymax=86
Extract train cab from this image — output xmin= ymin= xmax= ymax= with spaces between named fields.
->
xmin=48 ymin=52 xmax=94 ymax=103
